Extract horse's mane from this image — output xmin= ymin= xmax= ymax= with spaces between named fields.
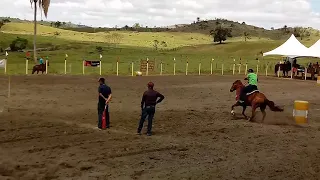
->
xmin=234 ymin=80 xmax=245 ymax=88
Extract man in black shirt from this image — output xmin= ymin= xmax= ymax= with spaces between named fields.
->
xmin=137 ymin=82 xmax=164 ymax=136
xmin=98 ymin=77 xmax=112 ymax=129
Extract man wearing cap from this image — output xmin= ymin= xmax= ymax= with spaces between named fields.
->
xmin=239 ymin=69 xmax=258 ymax=104
xmin=98 ymin=77 xmax=112 ymax=129
xmin=138 ymin=82 xmax=165 ymax=136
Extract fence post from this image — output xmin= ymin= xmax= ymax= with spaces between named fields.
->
xmin=173 ymin=57 xmax=176 ymax=75
xmin=131 ymin=61 xmax=134 ymax=76
xmin=82 ymin=61 xmax=85 ymax=75
xmin=305 ymin=67 xmax=307 ymax=80
xmin=232 ymin=59 xmax=235 ymax=75
xmin=186 ymin=61 xmax=188 ymax=75
xmin=45 ymin=60 xmax=48 ymax=74
xmin=26 ymin=59 xmax=28 ymax=75
xmin=222 ymin=64 xmax=224 ymax=75
xmin=211 ymin=58 xmax=214 ymax=75
xmin=277 ymin=62 xmax=280 ymax=77
xmin=160 ymin=61 xmax=163 ymax=75
xmin=238 ymin=64 xmax=241 ymax=74
xmin=245 ymin=64 xmax=248 ymax=75
xmin=4 ymin=59 xmax=7 ymax=75
xmin=265 ymin=63 xmax=268 ymax=76
xmin=116 ymin=59 xmax=119 ymax=76
xmin=64 ymin=59 xmax=67 ymax=74
xmin=146 ymin=58 xmax=149 ymax=76
xmin=198 ymin=61 xmax=201 ymax=75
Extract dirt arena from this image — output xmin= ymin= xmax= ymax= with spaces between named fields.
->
xmin=0 ymin=75 xmax=320 ymax=180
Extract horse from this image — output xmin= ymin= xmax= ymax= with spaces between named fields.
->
xmin=229 ymin=80 xmax=284 ymax=122
xmin=275 ymin=61 xmax=291 ymax=77
xmin=32 ymin=63 xmax=47 ymax=74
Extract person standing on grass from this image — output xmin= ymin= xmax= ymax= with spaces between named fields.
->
xmin=98 ymin=77 xmax=112 ymax=129
xmin=137 ymin=82 xmax=165 ymax=136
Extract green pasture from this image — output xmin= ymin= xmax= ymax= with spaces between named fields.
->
xmin=0 ymin=23 xmax=319 ymax=76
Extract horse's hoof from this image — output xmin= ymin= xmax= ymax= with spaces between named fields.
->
xmin=231 ymin=110 xmax=235 ymax=116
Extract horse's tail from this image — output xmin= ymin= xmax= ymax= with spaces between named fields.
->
xmin=265 ymin=99 xmax=283 ymax=112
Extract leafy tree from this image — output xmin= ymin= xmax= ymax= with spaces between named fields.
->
xmin=153 ymin=40 xmax=159 ymax=50
xmin=210 ymin=26 xmax=232 ymax=44
xmin=244 ymin=32 xmax=250 ymax=41
xmin=196 ymin=17 xmax=200 ymax=22
xmin=161 ymin=41 xmax=167 ymax=47
xmin=55 ymin=21 xmax=62 ymax=28
xmin=30 ymin=0 xmax=51 ymax=63
xmin=282 ymin=25 xmax=289 ymax=34
xmin=133 ymin=23 xmax=140 ymax=28
xmin=0 ymin=21 xmax=4 ymax=29
xmin=293 ymin=27 xmax=311 ymax=40
xmin=10 ymin=37 xmax=28 ymax=51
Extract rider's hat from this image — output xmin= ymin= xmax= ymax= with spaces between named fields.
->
xmin=248 ymin=69 xmax=254 ymax=73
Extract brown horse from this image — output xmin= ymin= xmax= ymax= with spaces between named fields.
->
xmin=230 ymin=80 xmax=283 ymax=122
xmin=32 ymin=63 xmax=46 ymax=74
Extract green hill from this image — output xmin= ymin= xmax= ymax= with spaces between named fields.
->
xmin=0 ymin=20 xmax=319 ymax=75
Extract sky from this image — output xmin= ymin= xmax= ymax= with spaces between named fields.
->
xmin=0 ymin=0 xmax=320 ymax=29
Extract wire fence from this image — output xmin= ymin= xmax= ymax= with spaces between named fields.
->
xmin=0 ymin=59 xmax=282 ymax=77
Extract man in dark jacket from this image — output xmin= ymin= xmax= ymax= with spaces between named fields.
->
xmin=98 ymin=77 xmax=112 ymax=129
xmin=137 ymin=82 xmax=164 ymax=136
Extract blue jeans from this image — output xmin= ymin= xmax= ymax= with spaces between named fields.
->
xmin=98 ymin=103 xmax=109 ymax=128
xmin=138 ymin=106 xmax=155 ymax=134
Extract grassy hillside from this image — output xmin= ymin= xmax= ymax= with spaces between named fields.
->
xmin=1 ymin=23 xmax=212 ymax=49
xmin=0 ymin=22 xmax=319 ymax=75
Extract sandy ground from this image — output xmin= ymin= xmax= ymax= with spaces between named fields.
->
xmin=0 ymin=75 xmax=320 ymax=180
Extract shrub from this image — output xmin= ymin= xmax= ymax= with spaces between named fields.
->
xmin=10 ymin=37 xmax=28 ymax=51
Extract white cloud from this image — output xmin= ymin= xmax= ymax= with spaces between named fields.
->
xmin=0 ymin=0 xmax=319 ymax=29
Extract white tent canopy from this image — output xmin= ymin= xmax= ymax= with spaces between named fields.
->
xmin=307 ymin=39 xmax=320 ymax=58
xmin=263 ymin=34 xmax=310 ymax=57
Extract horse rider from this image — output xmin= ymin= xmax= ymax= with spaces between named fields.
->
xmin=239 ymin=69 xmax=258 ymax=104
xmin=39 ymin=57 xmax=44 ymax=65
xmin=137 ymin=82 xmax=165 ymax=136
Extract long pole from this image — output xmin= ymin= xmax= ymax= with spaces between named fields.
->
xmin=198 ymin=62 xmax=201 ymax=75
xmin=245 ymin=64 xmax=248 ymax=75
xmin=211 ymin=59 xmax=213 ymax=74
xmin=64 ymin=59 xmax=67 ymax=74
xmin=265 ymin=63 xmax=268 ymax=76
xmin=4 ymin=59 xmax=7 ymax=75
xmin=82 ymin=61 xmax=85 ymax=75
xmin=186 ymin=61 xmax=188 ymax=75
xmin=99 ymin=60 xmax=102 ymax=75
xmin=305 ymin=67 xmax=307 ymax=80
xmin=26 ymin=59 xmax=28 ymax=75
xmin=160 ymin=62 xmax=163 ymax=75
xmin=173 ymin=58 xmax=176 ymax=75
xmin=45 ymin=60 xmax=48 ymax=74
xmin=116 ymin=60 xmax=119 ymax=76
xmin=131 ymin=62 xmax=134 ymax=76
xmin=238 ymin=64 xmax=241 ymax=74
xmin=222 ymin=64 xmax=224 ymax=75
xmin=146 ymin=58 xmax=149 ymax=76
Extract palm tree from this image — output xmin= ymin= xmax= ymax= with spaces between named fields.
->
xmin=30 ymin=0 xmax=50 ymax=63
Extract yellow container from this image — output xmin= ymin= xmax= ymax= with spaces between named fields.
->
xmin=293 ymin=101 xmax=309 ymax=124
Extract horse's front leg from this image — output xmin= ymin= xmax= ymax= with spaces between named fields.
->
xmin=231 ymin=102 xmax=240 ymax=116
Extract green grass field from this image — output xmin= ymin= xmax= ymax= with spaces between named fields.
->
xmin=0 ymin=22 xmax=319 ymax=76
